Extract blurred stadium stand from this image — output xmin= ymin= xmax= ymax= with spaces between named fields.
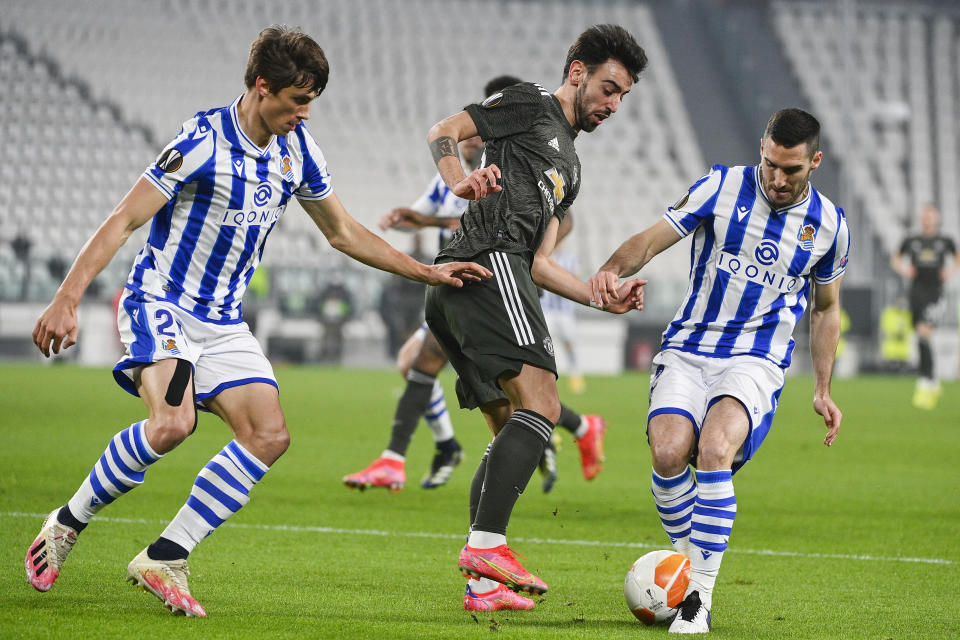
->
xmin=1 ymin=0 xmax=957 ymax=373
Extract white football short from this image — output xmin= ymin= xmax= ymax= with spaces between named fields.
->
xmin=112 ymin=290 xmax=277 ymax=407
xmin=647 ymin=349 xmax=785 ymax=472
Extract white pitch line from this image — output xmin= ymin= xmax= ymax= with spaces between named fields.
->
xmin=4 ymin=511 xmax=955 ymax=566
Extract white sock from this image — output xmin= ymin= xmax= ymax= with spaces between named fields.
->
xmin=573 ymin=416 xmax=588 ymax=439
xmin=468 ymin=577 xmax=502 ymax=593
xmin=651 ymin=467 xmax=696 ymax=556
xmin=381 ymin=449 xmax=405 ymax=462
xmin=160 ymin=440 xmax=268 ymax=553
xmin=467 ymin=530 xmax=507 ymax=549
xmin=688 ymin=469 xmax=737 ymax=610
xmin=67 ymin=420 xmax=161 ymax=522
xmin=424 ymin=380 xmax=455 ymax=442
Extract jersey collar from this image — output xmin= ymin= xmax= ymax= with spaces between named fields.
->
xmin=230 ymin=95 xmax=277 ymax=157
xmin=754 ymin=164 xmax=811 ymax=214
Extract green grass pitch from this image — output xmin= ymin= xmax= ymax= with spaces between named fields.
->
xmin=1 ymin=364 xmax=958 ymax=639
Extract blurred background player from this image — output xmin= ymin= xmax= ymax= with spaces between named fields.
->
xmin=343 ymin=76 xmax=607 ymax=498
xmin=25 ymin=25 xmax=490 ymax=618
xmin=424 ymin=26 xmax=647 ymax=611
xmin=590 ymin=108 xmax=849 ymax=633
xmin=542 ymin=233 xmax=587 ymax=394
xmin=890 ymin=203 xmax=959 ymax=409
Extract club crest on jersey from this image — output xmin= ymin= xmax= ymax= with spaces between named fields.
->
xmin=156 ymin=148 xmax=183 ymax=173
xmin=797 ymin=224 xmax=817 ymax=251
xmin=481 ymin=92 xmax=503 ymax=108
xmin=161 ymin=339 xmax=181 ymax=355
xmin=281 ymin=155 xmax=294 ymax=182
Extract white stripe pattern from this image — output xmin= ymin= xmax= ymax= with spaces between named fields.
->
xmin=490 ymin=252 xmax=534 ymax=345
xmin=512 ymin=410 xmax=553 ymax=443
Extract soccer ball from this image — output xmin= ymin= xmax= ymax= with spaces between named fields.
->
xmin=623 ymin=549 xmax=690 ymax=625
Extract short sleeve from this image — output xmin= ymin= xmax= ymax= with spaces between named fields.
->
xmin=292 ymin=125 xmax=333 ymax=200
xmin=143 ymin=116 xmax=216 ymax=200
xmin=662 ymin=165 xmax=726 ymax=237
xmin=813 ymin=207 xmax=851 ymax=284
xmin=409 ymin=174 xmax=446 ymax=215
xmin=464 ymin=83 xmax=544 ymax=141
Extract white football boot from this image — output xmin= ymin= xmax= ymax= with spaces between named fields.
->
xmin=669 ymin=590 xmax=711 ymax=634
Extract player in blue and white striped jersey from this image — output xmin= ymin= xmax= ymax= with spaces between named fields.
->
xmin=26 ymin=25 xmax=490 ymax=617
xmin=590 ymin=108 xmax=849 ymax=633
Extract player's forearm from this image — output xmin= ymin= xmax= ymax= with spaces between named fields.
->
xmin=54 ymin=214 xmax=136 ymax=305
xmin=329 ymin=216 xmax=431 ymax=283
xmin=427 ymin=123 xmax=467 ymax=190
xmin=599 ymin=233 xmax=651 ymax=278
xmin=532 ymin=254 xmax=591 ymax=306
xmin=809 ymin=303 xmax=840 ymax=398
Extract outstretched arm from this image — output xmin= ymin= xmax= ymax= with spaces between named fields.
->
xmin=300 ymin=194 xmax=490 ymax=287
xmin=531 ymin=217 xmax=644 ymax=314
xmin=426 ymin=111 xmax=501 ymax=201
xmin=810 ymin=277 xmax=844 ymax=446
xmin=378 ymin=207 xmax=460 ymax=232
xmin=587 ymin=219 xmax=682 ymax=308
xmin=33 ymin=177 xmax=167 ymax=356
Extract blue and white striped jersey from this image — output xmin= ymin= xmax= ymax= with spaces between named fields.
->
xmin=130 ymin=95 xmax=333 ymax=324
xmin=660 ymin=164 xmax=850 ymax=368
xmin=409 ymin=172 xmax=469 ymax=249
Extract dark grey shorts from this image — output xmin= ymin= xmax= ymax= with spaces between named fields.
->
xmin=425 ymin=250 xmax=557 ymax=410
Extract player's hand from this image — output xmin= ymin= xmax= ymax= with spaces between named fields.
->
xmin=33 ymin=296 xmax=79 ymax=357
xmin=453 ymin=165 xmax=502 ymax=201
xmin=600 ymin=278 xmax=647 ymax=314
xmin=587 ymin=269 xmax=622 ymax=308
xmin=378 ymin=208 xmax=424 ymax=231
xmin=425 ymin=261 xmax=493 ymax=287
xmin=813 ymin=393 xmax=842 ymax=446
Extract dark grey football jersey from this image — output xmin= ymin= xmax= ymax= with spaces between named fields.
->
xmin=438 ymin=82 xmax=581 ymax=260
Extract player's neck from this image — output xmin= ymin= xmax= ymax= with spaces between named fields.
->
xmin=237 ymin=90 xmax=272 ymax=149
xmin=554 ymin=84 xmax=579 ymax=132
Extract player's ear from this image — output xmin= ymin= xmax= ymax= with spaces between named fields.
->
xmin=256 ymin=76 xmax=270 ymax=97
xmin=810 ymin=150 xmax=822 ymax=171
xmin=568 ymin=60 xmax=587 ymax=87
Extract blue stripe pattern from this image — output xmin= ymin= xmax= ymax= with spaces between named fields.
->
xmin=651 ymin=468 xmax=696 ymax=546
xmin=184 ymin=440 xmax=267 ymax=530
xmin=690 ymin=469 xmax=736 ymax=554
xmin=85 ymin=421 xmax=158 ymax=507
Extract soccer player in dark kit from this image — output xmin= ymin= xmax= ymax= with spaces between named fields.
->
xmin=422 ymin=24 xmax=648 ymax=609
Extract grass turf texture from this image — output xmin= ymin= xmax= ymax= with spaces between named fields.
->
xmin=1 ymin=364 xmax=958 ymax=639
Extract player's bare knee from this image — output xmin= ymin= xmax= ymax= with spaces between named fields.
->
xmin=252 ymin=419 xmax=290 ymax=460
xmin=147 ymin=407 xmax=197 ymax=452
xmin=649 ymin=439 xmax=693 ymax=475
xmin=695 ymin=441 xmax=735 ymax=471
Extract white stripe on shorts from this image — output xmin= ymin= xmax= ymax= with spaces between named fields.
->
xmin=490 ymin=252 xmax=534 ymax=346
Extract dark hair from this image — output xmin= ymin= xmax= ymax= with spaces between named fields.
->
xmin=562 ymin=24 xmax=647 ymax=83
xmin=764 ymin=108 xmax=821 ymax=156
xmin=244 ymin=25 xmax=329 ymax=95
xmin=484 ymin=75 xmax=522 ymax=97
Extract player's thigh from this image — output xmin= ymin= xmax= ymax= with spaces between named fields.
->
xmin=698 ymin=397 xmax=750 ymax=470
xmin=411 ymin=330 xmax=450 ymax=374
xmin=705 ymin=356 xmax=784 ymax=473
xmin=136 ymin=358 xmax=199 ymax=453
xmin=396 ymin=324 xmax=427 ymax=376
xmin=498 ymin=363 xmax=560 ymax=423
